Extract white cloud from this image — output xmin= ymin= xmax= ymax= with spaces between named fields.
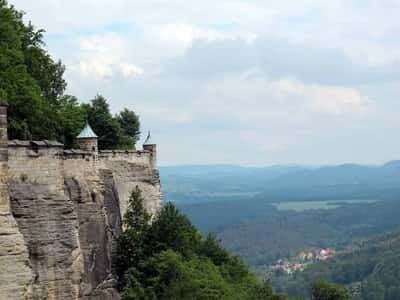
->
xmin=157 ymin=23 xmax=257 ymax=50
xmin=119 ymin=63 xmax=144 ymax=77
xmin=75 ymin=59 xmax=143 ymax=80
xmin=310 ymin=88 xmax=369 ymax=115
xmin=67 ymin=33 xmax=144 ymax=81
xmin=195 ymin=76 xmax=372 ymax=126
xmin=273 ymin=79 xmax=371 ymax=115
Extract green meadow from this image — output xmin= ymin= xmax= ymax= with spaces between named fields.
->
xmin=273 ymin=199 xmax=378 ymax=212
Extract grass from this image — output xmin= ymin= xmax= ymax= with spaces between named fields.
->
xmin=273 ymin=200 xmax=378 ymax=212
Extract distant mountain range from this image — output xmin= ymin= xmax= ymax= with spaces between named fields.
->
xmin=160 ymin=161 xmax=400 ymax=203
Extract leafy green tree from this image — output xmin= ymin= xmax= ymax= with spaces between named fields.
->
xmin=198 ymin=233 xmax=230 ymax=266
xmin=56 ymin=95 xmax=85 ymax=148
xmin=120 ymin=267 xmax=151 ymax=300
xmin=21 ymin=23 xmax=66 ymax=105
xmin=116 ymin=108 xmax=140 ymax=148
xmin=146 ymin=250 xmax=235 ymax=300
xmin=144 ymin=202 xmax=202 ymax=258
xmin=83 ymin=95 xmax=121 ymax=149
xmin=0 ymin=0 xmax=65 ymax=140
xmin=312 ymin=280 xmax=350 ymax=300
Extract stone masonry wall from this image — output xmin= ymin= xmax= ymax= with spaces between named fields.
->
xmin=0 ymin=105 xmax=33 ymax=300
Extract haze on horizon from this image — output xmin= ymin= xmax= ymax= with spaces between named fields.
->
xmin=10 ymin=0 xmax=400 ymax=166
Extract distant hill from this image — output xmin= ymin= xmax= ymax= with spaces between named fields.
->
xmin=160 ymin=164 xmax=306 ymax=203
xmin=160 ymin=161 xmax=400 ymax=204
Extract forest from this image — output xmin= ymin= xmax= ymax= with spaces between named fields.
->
xmin=178 ymin=198 xmax=400 ymax=271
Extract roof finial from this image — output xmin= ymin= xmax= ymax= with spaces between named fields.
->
xmin=77 ymin=119 xmax=98 ymax=139
xmin=143 ymin=131 xmax=153 ymax=145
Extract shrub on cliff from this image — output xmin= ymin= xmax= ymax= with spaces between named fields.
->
xmin=115 ymin=187 xmax=286 ymax=300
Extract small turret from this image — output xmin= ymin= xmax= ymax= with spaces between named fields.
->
xmin=77 ymin=121 xmax=98 ymax=154
xmin=143 ymin=131 xmax=157 ymax=169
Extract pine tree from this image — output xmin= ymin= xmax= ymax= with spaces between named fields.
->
xmin=115 ymin=186 xmax=151 ymax=280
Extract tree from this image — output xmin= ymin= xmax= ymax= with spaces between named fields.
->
xmin=83 ymin=95 xmax=119 ymax=149
xmin=199 ymin=233 xmax=230 ymax=266
xmin=56 ymin=95 xmax=85 ymax=148
xmin=312 ymin=280 xmax=350 ymax=300
xmin=116 ymin=108 xmax=140 ymax=149
xmin=123 ymin=186 xmax=151 ymax=232
xmin=115 ymin=186 xmax=151 ymax=279
xmin=0 ymin=1 xmax=65 ymax=140
xmin=144 ymin=202 xmax=202 ymax=258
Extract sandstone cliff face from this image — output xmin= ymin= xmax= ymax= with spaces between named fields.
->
xmin=0 ymin=106 xmax=162 ymax=299
xmin=9 ymin=146 xmax=82 ymax=299
xmin=0 ymin=106 xmax=32 ymax=300
xmin=64 ymin=159 xmax=122 ymax=299
xmin=102 ymin=159 xmax=162 ymax=218
xmin=3 ymin=147 xmax=161 ymax=300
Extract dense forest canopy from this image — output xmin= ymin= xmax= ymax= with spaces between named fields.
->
xmin=0 ymin=0 xmax=140 ymax=149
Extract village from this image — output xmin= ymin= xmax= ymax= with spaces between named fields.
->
xmin=271 ymin=248 xmax=336 ymax=275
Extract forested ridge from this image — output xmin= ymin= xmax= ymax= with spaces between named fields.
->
xmin=178 ymin=199 xmax=400 ymax=270
xmin=272 ymin=230 xmax=400 ymax=300
xmin=0 ymin=0 xmax=140 ymax=149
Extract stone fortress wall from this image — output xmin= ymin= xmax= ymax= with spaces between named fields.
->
xmin=0 ymin=104 xmax=162 ymax=300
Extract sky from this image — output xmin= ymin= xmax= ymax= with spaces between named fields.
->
xmin=9 ymin=0 xmax=400 ymax=166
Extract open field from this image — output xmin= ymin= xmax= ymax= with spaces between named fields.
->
xmin=272 ymin=200 xmax=378 ymax=212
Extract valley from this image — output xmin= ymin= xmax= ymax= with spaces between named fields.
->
xmin=160 ymin=164 xmax=400 ymax=298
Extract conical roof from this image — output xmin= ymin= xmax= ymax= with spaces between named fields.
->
xmin=143 ymin=131 xmax=154 ymax=145
xmin=77 ymin=121 xmax=98 ymax=139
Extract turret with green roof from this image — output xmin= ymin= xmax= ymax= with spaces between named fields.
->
xmin=77 ymin=121 xmax=98 ymax=153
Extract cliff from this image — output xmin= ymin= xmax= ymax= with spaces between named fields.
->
xmin=0 ymin=105 xmax=162 ymax=300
